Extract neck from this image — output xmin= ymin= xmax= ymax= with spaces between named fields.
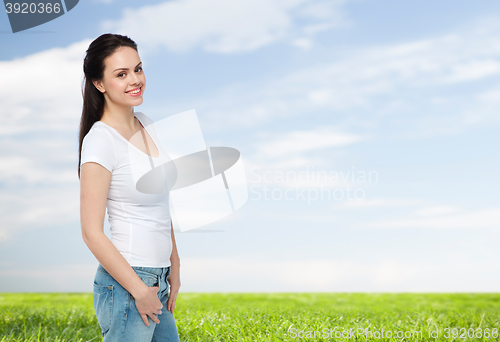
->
xmin=100 ymin=101 xmax=136 ymax=131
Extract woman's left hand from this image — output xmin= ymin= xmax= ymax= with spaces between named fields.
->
xmin=167 ymin=266 xmax=180 ymax=313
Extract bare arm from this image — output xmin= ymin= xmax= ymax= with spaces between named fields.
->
xmin=166 ymin=219 xmax=181 ymax=313
xmin=80 ymin=162 xmax=163 ymax=326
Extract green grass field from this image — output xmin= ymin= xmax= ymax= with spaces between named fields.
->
xmin=1 ymin=293 xmax=499 ymax=341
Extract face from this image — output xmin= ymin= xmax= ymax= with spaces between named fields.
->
xmin=93 ymin=46 xmax=146 ymax=108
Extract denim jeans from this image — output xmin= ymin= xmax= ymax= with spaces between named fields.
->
xmin=93 ymin=263 xmax=180 ymax=342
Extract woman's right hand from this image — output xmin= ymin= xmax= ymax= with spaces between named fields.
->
xmin=134 ymin=285 xmax=163 ymax=326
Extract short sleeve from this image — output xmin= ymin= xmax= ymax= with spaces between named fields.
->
xmin=80 ymin=127 xmax=116 ymax=173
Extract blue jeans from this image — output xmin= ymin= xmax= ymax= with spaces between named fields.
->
xmin=93 ymin=263 xmax=180 ymax=342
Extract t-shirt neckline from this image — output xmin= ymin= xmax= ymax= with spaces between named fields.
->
xmin=96 ymin=113 xmax=160 ymax=159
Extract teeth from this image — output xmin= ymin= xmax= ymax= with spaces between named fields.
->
xmin=128 ymin=88 xmax=140 ymax=94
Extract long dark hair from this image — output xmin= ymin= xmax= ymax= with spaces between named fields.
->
xmin=77 ymin=33 xmax=138 ymax=179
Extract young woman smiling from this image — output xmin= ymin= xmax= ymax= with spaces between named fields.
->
xmin=78 ymin=33 xmax=181 ymax=342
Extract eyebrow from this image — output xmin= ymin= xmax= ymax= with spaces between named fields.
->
xmin=113 ymin=61 xmax=142 ymax=73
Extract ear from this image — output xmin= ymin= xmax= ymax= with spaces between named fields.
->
xmin=93 ymin=79 xmax=105 ymax=93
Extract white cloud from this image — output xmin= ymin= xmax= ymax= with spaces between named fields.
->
xmin=338 ymin=197 xmax=425 ymax=209
xmin=0 ymin=263 xmax=97 ymax=292
xmin=0 ymin=186 xmax=80 ymax=240
xmin=243 ymin=127 xmax=364 ymax=189
xmin=295 ymin=0 xmax=347 ymax=20
xmin=180 ymin=257 xmax=500 ymax=291
xmin=3 ymin=257 xmax=499 ymax=292
xmin=254 ymin=126 xmax=362 ymax=158
xmin=291 ymin=38 xmax=313 ymax=50
xmin=280 ymin=31 xmax=500 ymax=109
xmin=0 ymin=39 xmax=91 ymax=239
xmin=101 ymin=0 xmax=348 ymax=54
xmin=245 ymin=156 xmax=327 ymax=172
xmin=0 ymin=39 xmax=88 ymax=136
xmin=303 ymin=22 xmax=340 ymax=34
xmin=356 ymin=207 xmax=500 ymax=229
xmin=441 ymin=60 xmax=500 ymax=83
xmin=459 ymin=86 xmax=500 ymax=125
xmin=476 ymin=86 xmax=500 ymax=102
xmin=191 ymin=17 xmax=500 ymax=139
xmin=0 ymin=229 xmax=8 ymax=242
xmin=415 ymin=205 xmax=459 ymax=216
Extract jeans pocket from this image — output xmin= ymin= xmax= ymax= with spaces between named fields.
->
xmin=133 ymin=269 xmax=160 ymax=288
xmin=93 ymin=283 xmax=113 ymax=335
xmin=129 ymin=269 xmax=160 ymax=301
xmin=161 ymin=270 xmax=171 ymax=299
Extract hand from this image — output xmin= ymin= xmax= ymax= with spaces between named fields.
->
xmin=167 ymin=267 xmax=180 ymax=314
xmin=134 ymin=285 xmax=163 ymax=326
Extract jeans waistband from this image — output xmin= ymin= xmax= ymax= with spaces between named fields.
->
xmin=132 ymin=265 xmax=171 ymax=277
xmin=98 ymin=263 xmax=171 ymax=278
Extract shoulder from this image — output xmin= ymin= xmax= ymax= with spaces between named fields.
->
xmin=80 ymin=122 xmax=117 ymax=172
xmin=81 ymin=123 xmax=117 ymax=155
xmin=83 ymin=122 xmax=115 ymax=145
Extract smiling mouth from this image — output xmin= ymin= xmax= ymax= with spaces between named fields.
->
xmin=126 ymin=87 xmax=142 ymax=95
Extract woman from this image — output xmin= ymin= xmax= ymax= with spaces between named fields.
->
xmin=78 ymin=33 xmax=181 ymax=342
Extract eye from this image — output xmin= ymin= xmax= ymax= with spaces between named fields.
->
xmin=136 ymin=67 xmax=143 ymax=72
xmin=118 ymin=72 xmax=125 ymax=78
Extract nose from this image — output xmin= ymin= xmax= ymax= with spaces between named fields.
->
xmin=131 ymin=74 xmax=142 ymax=86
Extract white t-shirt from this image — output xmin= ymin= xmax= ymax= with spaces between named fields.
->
xmin=80 ymin=111 xmax=172 ymax=267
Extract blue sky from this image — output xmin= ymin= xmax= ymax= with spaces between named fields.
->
xmin=1 ymin=0 xmax=499 ymax=292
